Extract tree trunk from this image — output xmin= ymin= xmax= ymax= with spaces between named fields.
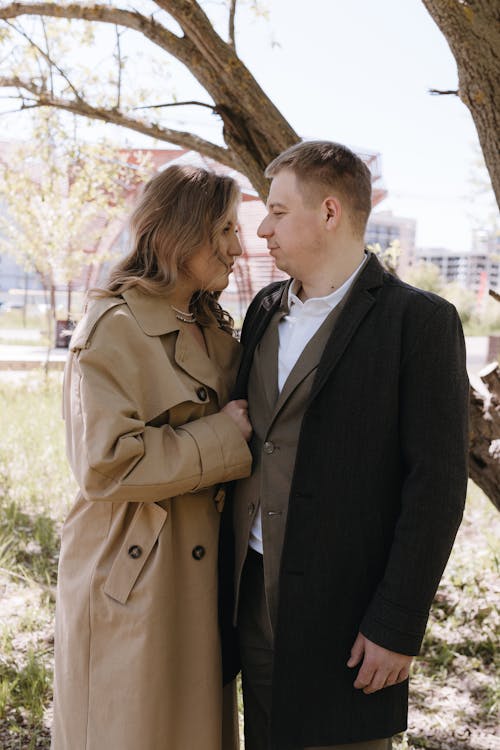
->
xmin=421 ymin=0 xmax=500 ymax=209
xmin=469 ymin=362 xmax=500 ymax=511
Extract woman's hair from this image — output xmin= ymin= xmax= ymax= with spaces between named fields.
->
xmin=92 ymin=164 xmax=240 ymax=333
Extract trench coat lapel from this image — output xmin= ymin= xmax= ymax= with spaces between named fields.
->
xmin=122 ymin=287 xmax=234 ymax=404
xmin=308 ymin=253 xmax=385 ymax=403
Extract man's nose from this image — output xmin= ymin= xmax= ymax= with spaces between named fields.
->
xmin=257 ymin=217 xmax=271 ymax=238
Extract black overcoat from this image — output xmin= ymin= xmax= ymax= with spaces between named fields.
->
xmin=222 ymin=253 xmax=469 ymax=749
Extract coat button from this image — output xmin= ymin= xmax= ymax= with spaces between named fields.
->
xmin=196 ymin=386 xmax=208 ymax=401
xmin=263 ymin=441 xmax=275 ymax=454
xmin=192 ymin=545 xmax=206 ymax=560
xmin=128 ymin=545 xmax=142 ymax=559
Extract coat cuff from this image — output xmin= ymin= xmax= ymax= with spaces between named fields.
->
xmin=178 ymin=412 xmax=252 ymax=490
xmin=360 ymin=593 xmax=430 ymax=656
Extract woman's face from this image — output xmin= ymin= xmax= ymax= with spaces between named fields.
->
xmin=187 ymin=206 xmax=242 ymax=292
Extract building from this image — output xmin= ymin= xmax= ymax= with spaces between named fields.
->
xmin=365 ymin=210 xmax=417 ymax=270
xmin=93 ymin=145 xmax=388 ymax=322
xmin=414 ymin=247 xmax=500 ymax=292
xmin=1 ymin=142 xmax=387 ymax=319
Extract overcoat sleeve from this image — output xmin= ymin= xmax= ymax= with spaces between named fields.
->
xmin=65 ymin=307 xmax=252 ymax=503
xmin=360 ymin=301 xmax=469 ymax=655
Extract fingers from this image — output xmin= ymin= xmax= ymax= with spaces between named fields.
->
xmin=230 ymin=399 xmax=248 ymax=409
xmin=350 ymin=635 xmax=413 ymax=694
xmin=347 ymin=632 xmax=365 ymax=668
xmin=396 ymin=665 xmax=410 ymax=683
xmin=356 ymin=663 xmax=410 ymax=694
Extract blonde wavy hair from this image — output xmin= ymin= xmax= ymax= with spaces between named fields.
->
xmin=92 ymin=164 xmax=240 ymax=333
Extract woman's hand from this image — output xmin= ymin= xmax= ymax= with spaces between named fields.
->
xmin=221 ymin=399 xmax=252 ymax=442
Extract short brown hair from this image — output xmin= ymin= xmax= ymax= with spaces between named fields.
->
xmin=265 ymin=140 xmax=372 ymax=237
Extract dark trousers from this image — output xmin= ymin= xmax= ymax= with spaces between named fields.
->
xmin=238 ymin=548 xmax=392 ymax=750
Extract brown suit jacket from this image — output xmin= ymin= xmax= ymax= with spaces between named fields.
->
xmin=233 ymin=282 xmax=351 ymax=630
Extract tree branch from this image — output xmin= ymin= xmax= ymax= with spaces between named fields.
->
xmin=0 ymin=75 xmax=238 ymax=169
xmin=133 ymin=100 xmax=215 ymax=111
xmin=0 ymin=3 xmax=191 ymax=61
xmin=429 ymin=88 xmax=459 ymax=96
xmin=40 ymin=17 xmax=53 ymax=94
xmin=4 ymin=18 xmax=82 ymax=101
xmin=115 ymin=25 xmax=122 ymax=111
xmin=228 ymin=0 xmax=237 ymax=50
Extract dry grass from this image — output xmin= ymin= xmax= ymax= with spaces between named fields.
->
xmin=0 ymin=373 xmax=498 ymax=749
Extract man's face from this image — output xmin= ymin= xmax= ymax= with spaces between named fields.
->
xmin=257 ymin=169 xmax=326 ymax=279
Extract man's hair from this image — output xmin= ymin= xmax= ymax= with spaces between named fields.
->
xmin=265 ymin=140 xmax=372 ymax=238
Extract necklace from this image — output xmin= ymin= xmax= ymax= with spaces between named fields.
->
xmin=171 ymin=305 xmax=196 ymax=324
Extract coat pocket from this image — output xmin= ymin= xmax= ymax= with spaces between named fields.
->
xmin=103 ymin=502 xmax=168 ymax=604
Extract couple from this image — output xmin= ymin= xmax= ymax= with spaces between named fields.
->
xmin=52 ymin=141 xmax=469 ymax=750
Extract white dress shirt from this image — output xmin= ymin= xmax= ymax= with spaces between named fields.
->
xmin=249 ymin=254 xmax=368 ymax=554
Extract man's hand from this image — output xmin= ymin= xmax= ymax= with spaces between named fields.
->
xmin=347 ymin=632 xmax=413 ymax=694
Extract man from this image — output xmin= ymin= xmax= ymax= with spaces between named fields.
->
xmin=230 ymin=141 xmax=469 ymax=750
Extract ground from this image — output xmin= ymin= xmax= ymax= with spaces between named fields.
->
xmin=0 ymin=373 xmax=498 ymax=750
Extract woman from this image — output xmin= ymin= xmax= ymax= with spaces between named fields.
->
xmin=52 ymin=165 xmax=253 ymax=750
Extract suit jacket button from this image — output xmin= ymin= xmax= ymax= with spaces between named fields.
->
xmin=192 ymin=545 xmax=206 ymax=560
xmin=196 ymin=387 xmax=208 ymax=401
xmin=128 ymin=545 xmax=142 ymax=559
xmin=263 ymin=441 xmax=275 ymax=454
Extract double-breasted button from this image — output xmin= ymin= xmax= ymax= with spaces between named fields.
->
xmin=192 ymin=545 xmax=206 ymax=560
xmin=263 ymin=441 xmax=275 ymax=454
xmin=196 ymin=386 xmax=208 ymax=401
xmin=248 ymin=502 xmax=255 ymax=516
xmin=128 ymin=545 xmax=142 ymax=559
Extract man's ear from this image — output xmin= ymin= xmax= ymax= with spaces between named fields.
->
xmin=323 ymin=196 xmax=342 ymax=230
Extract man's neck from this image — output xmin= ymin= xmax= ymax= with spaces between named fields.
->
xmin=298 ymin=245 xmax=365 ymax=302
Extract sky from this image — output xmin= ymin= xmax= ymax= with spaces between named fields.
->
xmin=0 ymin=0 xmax=496 ymax=252
xmin=232 ymin=0 xmax=492 ymax=252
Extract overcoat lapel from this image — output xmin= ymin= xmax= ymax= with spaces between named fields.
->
xmin=233 ymin=283 xmax=287 ymax=399
xmin=254 ymin=316 xmax=281 ymax=415
xmin=308 ymin=254 xmax=384 ymax=403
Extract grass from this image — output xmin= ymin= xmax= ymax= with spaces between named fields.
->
xmin=0 ymin=373 xmax=499 ymax=749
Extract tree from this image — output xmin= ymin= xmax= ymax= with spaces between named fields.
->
xmin=0 ymin=0 xmax=299 ymax=201
xmin=403 ymin=261 xmax=443 ymax=295
xmin=0 ymin=110 xmax=152 ymax=338
xmin=0 ymin=0 xmax=498 ymax=507
xmin=422 ymin=0 xmax=500 ymax=209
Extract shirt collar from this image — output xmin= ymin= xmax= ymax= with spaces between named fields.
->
xmin=287 ymin=252 xmax=369 ymax=313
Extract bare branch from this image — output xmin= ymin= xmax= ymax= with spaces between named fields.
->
xmin=0 ymin=75 xmax=239 ymax=169
xmin=228 ymin=0 xmax=237 ymax=50
xmin=133 ymin=100 xmax=215 ymax=111
xmin=0 ymin=3 xmax=191 ymax=61
xmin=429 ymin=88 xmax=459 ymax=96
xmin=0 ymin=102 xmax=42 ymax=115
xmin=4 ymin=18 xmax=82 ymax=100
xmin=115 ymin=25 xmax=122 ymax=111
xmin=40 ymin=17 xmax=53 ymax=95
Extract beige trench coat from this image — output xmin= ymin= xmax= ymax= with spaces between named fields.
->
xmin=52 ymin=288 xmax=252 ymax=750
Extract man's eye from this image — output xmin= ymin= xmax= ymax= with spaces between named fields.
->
xmin=273 ymin=212 xmax=284 ymax=216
